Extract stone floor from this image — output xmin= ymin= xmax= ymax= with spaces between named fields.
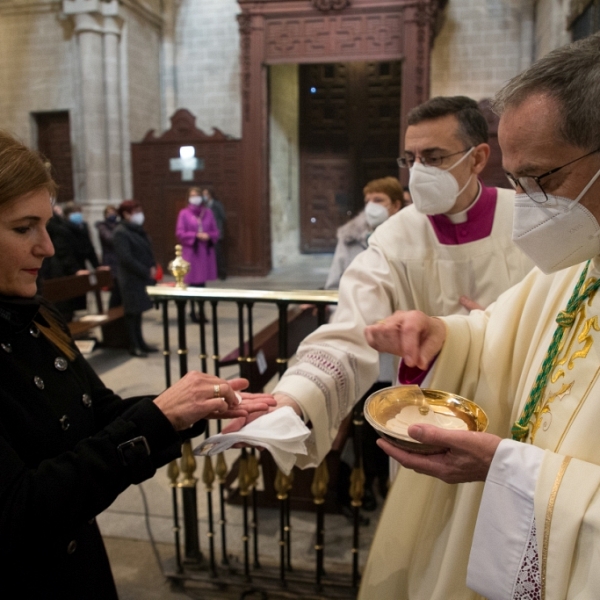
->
xmin=86 ymin=254 xmax=385 ymax=599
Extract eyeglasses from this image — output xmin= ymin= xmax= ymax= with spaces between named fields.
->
xmin=397 ymin=148 xmax=472 ymax=169
xmin=505 ymin=147 xmax=600 ymax=203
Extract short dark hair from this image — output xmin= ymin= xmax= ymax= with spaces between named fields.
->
xmin=118 ymin=199 xmax=141 ymax=219
xmin=407 ymin=96 xmax=488 ymax=146
xmin=62 ymin=201 xmax=82 ymax=218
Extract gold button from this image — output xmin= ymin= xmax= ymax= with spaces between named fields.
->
xmin=59 ymin=415 xmax=70 ymax=431
xmin=34 ymin=376 xmax=44 ymax=390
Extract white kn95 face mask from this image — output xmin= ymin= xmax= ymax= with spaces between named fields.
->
xmin=409 ymin=147 xmax=474 ymax=215
xmin=512 ymin=165 xmax=600 ymax=274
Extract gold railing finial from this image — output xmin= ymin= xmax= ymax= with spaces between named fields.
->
xmin=179 ymin=440 xmax=198 ymax=487
xmin=311 ymin=461 xmax=329 ymax=505
xmin=169 ymin=244 xmax=190 ymax=289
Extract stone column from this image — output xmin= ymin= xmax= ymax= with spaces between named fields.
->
xmin=161 ymin=0 xmax=178 ymax=129
xmin=72 ymin=9 xmax=109 ymax=203
xmin=104 ymin=15 xmax=124 ymax=201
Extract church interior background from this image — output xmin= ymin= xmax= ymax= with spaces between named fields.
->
xmin=0 ymin=0 xmax=597 ymax=276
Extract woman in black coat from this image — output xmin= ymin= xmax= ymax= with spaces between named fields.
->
xmin=112 ymin=200 xmax=157 ymax=357
xmin=0 ymin=131 xmax=274 ymax=599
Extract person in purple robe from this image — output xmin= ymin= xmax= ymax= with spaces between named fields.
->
xmin=176 ymin=187 xmax=219 ymax=323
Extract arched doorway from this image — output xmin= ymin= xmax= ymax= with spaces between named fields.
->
xmin=237 ymin=0 xmax=447 ymax=274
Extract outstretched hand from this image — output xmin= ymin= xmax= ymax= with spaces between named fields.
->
xmin=377 ymin=424 xmax=502 ymax=484
xmin=154 ymin=374 xmax=276 ymax=431
xmin=364 ymin=310 xmax=446 ymax=369
xmin=206 ymin=383 xmax=277 ymax=420
xmin=221 ymin=392 xmax=303 ymax=435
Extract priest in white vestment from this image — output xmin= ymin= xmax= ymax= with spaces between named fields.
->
xmin=271 ymin=96 xmax=533 ymax=467
xmin=361 ymin=32 xmax=600 ymax=600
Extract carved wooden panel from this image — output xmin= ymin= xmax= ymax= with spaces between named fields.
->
xmin=265 ymin=13 xmax=403 ymax=62
xmin=131 ymin=110 xmax=243 ymax=273
xmin=299 ymin=60 xmax=401 ymax=250
xmin=301 ymin=157 xmax=353 ymax=253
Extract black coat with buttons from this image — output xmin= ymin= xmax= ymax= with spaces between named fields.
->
xmin=0 ymin=296 xmax=205 ymax=599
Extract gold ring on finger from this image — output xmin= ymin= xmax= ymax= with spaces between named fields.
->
xmin=213 ymin=384 xmax=221 ymax=398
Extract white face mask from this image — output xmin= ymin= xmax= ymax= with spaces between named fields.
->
xmin=409 ymin=148 xmax=474 ymax=215
xmin=130 ymin=211 xmax=145 ymax=226
xmin=365 ymin=201 xmax=390 ymax=228
xmin=512 ymin=166 xmax=600 ymax=274
xmin=189 ymin=195 xmax=202 ymax=206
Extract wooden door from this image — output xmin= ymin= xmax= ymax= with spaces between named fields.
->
xmin=300 ymin=157 xmax=353 ymax=253
xmin=299 ymin=61 xmax=401 ymax=252
xmin=34 ymin=111 xmax=74 ymax=203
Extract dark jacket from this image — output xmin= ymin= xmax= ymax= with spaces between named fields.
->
xmin=112 ymin=222 xmax=156 ymax=314
xmin=207 ymin=198 xmax=226 ymax=239
xmin=95 ymin=218 xmax=120 ymax=274
xmin=41 ymin=216 xmax=81 ymax=279
xmin=0 ymin=296 xmax=204 ymax=599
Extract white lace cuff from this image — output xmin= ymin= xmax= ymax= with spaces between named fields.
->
xmin=467 ymin=439 xmax=544 ymax=600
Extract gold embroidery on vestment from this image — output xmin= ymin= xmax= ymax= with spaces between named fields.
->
xmin=530 ymin=283 xmax=599 ymax=444
xmin=541 ymin=456 xmax=571 ymax=600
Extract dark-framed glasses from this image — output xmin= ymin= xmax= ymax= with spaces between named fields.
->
xmin=397 ymin=148 xmax=472 ymax=169
xmin=505 ymin=147 xmax=600 ymax=203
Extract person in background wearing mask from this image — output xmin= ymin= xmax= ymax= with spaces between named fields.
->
xmin=62 ymin=202 xmax=100 ymax=273
xmin=176 ymin=187 xmax=219 ymax=323
xmin=95 ymin=205 xmax=121 ymax=308
xmin=233 ymin=96 xmax=533 ymax=488
xmin=325 ymin=177 xmax=404 ymax=291
xmin=325 ymin=176 xmax=405 ymax=512
xmin=39 ymin=201 xmax=102 ymax=321
xmin=202 ymin=187 xmax=228 ymax=280
xmin=113 ymin=200 xmax=157 ymax=357
xmin=360 ymin=32 xmax=600 ymax=600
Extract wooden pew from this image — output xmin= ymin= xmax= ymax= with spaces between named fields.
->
xmin=40 ymin=270 xmax=127 ymax=348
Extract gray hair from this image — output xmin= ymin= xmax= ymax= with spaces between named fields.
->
xmin=492 ymin=32 xmax=600 ymax=150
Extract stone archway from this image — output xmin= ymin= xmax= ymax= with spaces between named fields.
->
xmin=237 ymin=0 xmax=447 ymax=274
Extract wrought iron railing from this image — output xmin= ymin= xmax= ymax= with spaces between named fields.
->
xmin=146 ymin=285 xmax=369 ymax=599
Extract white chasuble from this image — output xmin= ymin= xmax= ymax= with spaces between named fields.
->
xmin=359 ymin=258 xmax=600 ymax=600
xmin=274 ymin=188 xmax=533 ymax=467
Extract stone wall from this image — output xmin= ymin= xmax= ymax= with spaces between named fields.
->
xmin=534 ymin=0 xmax=572 ymax=59
xmin=174 ymin=0 xmax=241 ymax=138
xmin=0 ymin=2 xmax=75 ymax=146
xmin=123 ymin=3 xmax=162 ymax=199
xmin=430 ymin=0 xmax=525 ymax=101
xmin=269 ymin=64 xmax=301 ymax=268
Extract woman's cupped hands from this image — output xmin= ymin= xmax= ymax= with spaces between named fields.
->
xmin=154 ymin=373 xmax=276 ymax=431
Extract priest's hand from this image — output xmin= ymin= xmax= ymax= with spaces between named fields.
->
xmin=364 ymin=310 xmax=446 ymax=369
xmin=377 ymin=424 xmax=502 ymax=484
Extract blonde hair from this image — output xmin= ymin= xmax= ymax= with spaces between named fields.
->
xmin=36 ymin=306 xmax=78 ymax=362
xmin=0 ymin=131 xmax=57 ymax=208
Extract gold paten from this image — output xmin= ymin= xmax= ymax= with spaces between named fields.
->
xmin=364 ymin=386 xmax=488 ymax=455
